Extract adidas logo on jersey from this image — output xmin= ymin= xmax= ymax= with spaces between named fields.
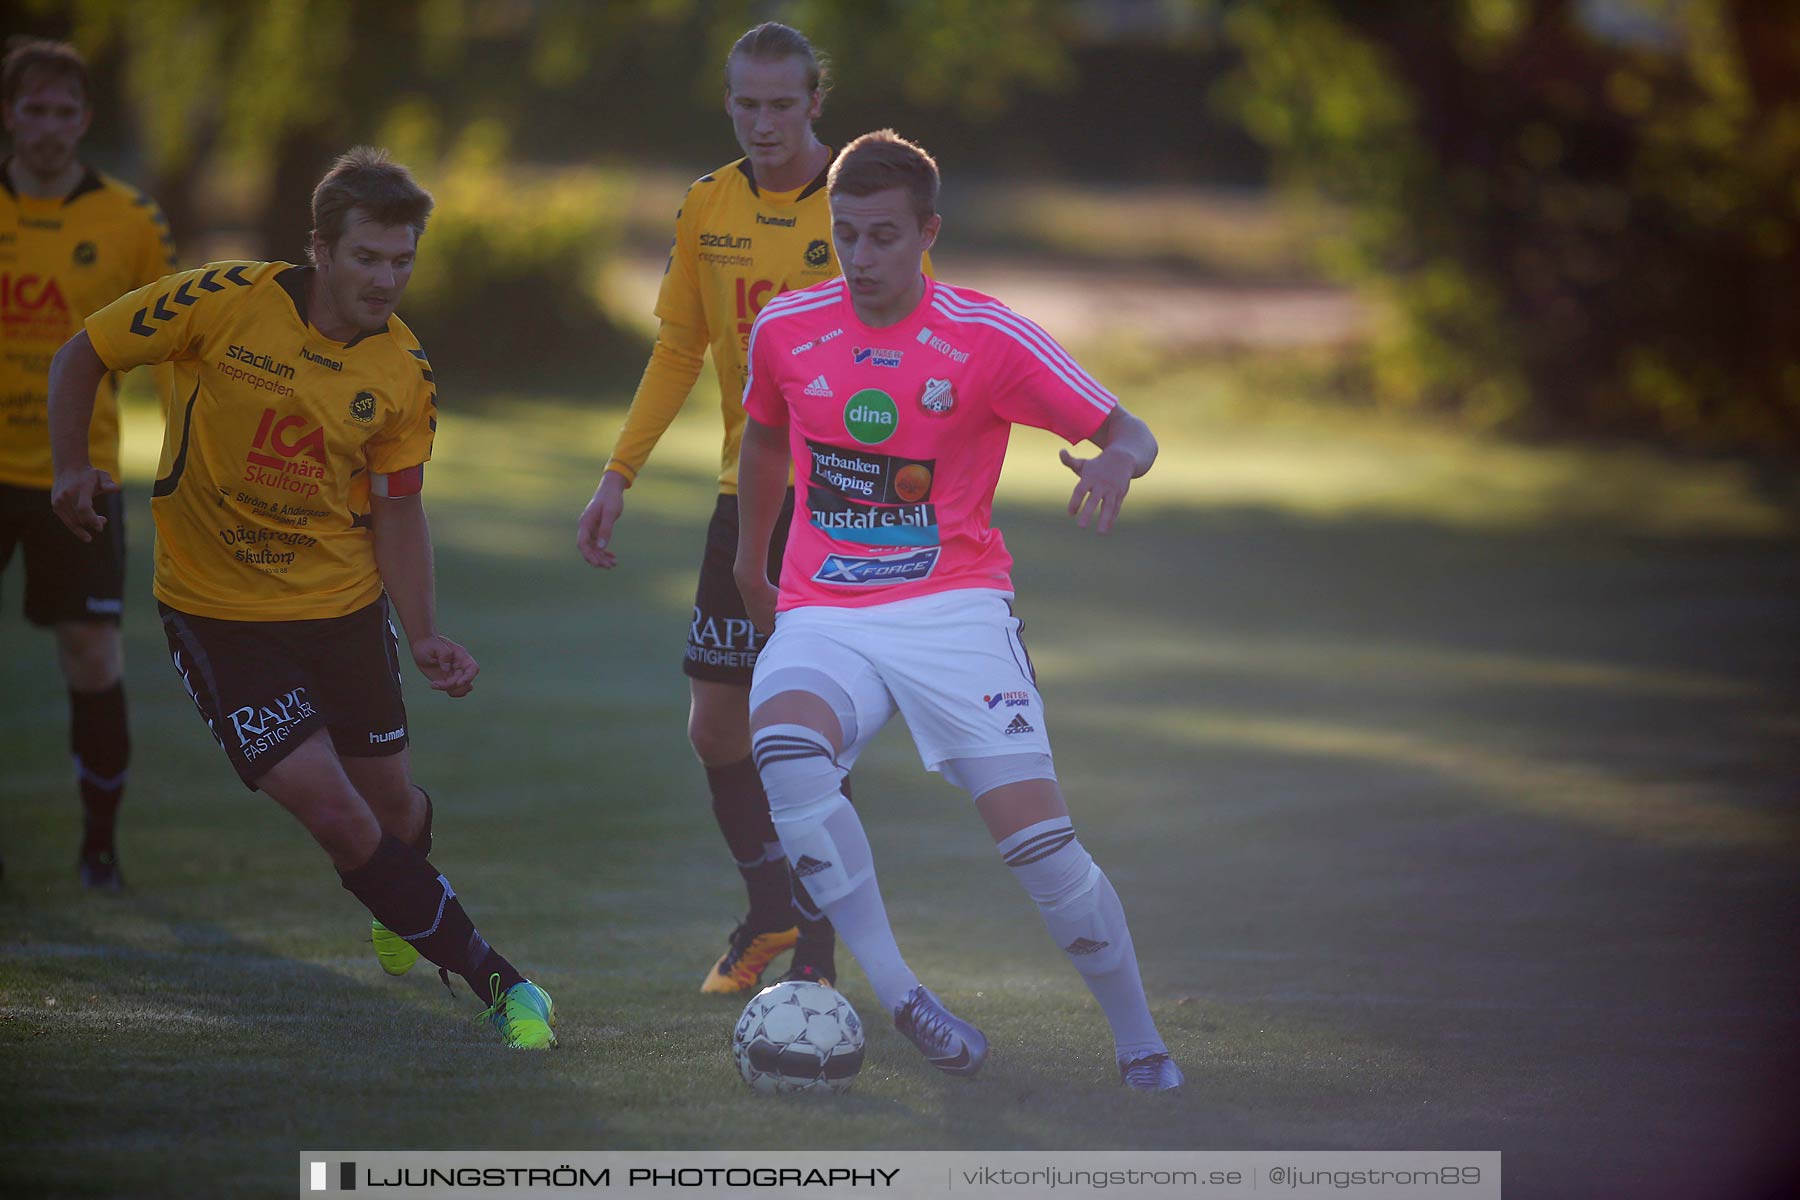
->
xmin=804 ymin=375 xmax=833 ymax=397
xmin=1004 ymin=714 xmax=1036 ymax=736
xmin=1064 ymin=937 xmax=1112 ymax=956
xmin=793 ymin=854 xmax=833 ymax=878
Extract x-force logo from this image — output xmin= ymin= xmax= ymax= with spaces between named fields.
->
xmin=227 ymin=687 xmax=316 ymax=760
xmin=812 ymin=547 xmax=940 ymax=586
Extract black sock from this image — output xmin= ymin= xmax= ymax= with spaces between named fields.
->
xmin=70 ymin=683 xmax=129 ymax=856
xmin=410 ymin=786 xmax=434 ymax=856
xmin=706 ymin=755 xmax=793 ymax=924
xmin=338 ymin=835 xmax=524 ymax=1003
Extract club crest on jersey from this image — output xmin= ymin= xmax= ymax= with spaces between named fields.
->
xmin=852 ymin=346 xmax=903 ymax=368
xmin=73 ymin=241 xmax=98 ymax=267
xmin=805 ymin=239 xmax=830 ymax=269
xmin=920 ymin=377 xmax=955 ymax=415
xmin=350 ymin=391 xmax=376 ymax=423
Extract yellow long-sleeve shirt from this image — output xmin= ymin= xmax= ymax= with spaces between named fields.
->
xmin=605 ymin=156 xmax=929 ymax=494
xmin=1 ymin=161 xmax=175 ymax=487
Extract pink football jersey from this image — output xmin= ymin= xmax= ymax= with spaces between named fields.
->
xmin=743 ymin=275 xmax=1116 ymax=611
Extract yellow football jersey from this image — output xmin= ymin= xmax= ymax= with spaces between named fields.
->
xmin=1 ymin=162 xmax=175 ymax=487
xmin=606 ymin=156 xmax=844 ymax=494
xmin=85 ymin=261 xmax=436 ymax=621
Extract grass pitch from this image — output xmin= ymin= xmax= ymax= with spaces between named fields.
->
xmin=3 ymin=379 xmax=1796 ymax=1198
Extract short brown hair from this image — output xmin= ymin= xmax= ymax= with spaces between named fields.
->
xmin=2 ymin=36 xmax=89 ymax=108
xmin=828 ymin=130 xmax=939 ymax=229
xmin=308 ymin=147 xmax=433 ymax=263
xmin=726 ymin=21 xmax=830 ymax=97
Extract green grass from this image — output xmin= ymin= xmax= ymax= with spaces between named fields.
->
xmin=2 ymin=378 xmax=1796 ymax=1198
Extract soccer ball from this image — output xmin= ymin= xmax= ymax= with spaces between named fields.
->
xmin=732 ymin=980 xmax=865 ymax=1094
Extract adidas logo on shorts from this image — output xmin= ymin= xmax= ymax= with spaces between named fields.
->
xmin=793 ymin=854 xmax=833 ymax=877
xmin=804 ymin=375 xmax=833 ymax=397
xmin=1004 ymin=714 xmax=1035 ymax=736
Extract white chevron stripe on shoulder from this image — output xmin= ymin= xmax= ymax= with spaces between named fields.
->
xmin=747 ymin=287 xmax=846 ymax=372
xmin=931 ymin=285 xmax=1116 ymax=415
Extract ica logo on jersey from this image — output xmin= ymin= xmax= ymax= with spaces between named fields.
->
xmin=243 ymin=408 xmax=327 ymax=499
xmin=735 ymin=277 xmax=785 ymax=348
xmin=0 ymin=272 xmax=70 ymax=333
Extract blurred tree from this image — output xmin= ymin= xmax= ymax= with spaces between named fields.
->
xmin=1220 ymin=0 xmax=1800 ymax=453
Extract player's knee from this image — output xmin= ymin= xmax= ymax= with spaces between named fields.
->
xmin=751 ymin=723 xmax=860 ymax=905
xmin=687 ymin=714 xmax=751 ymax=767
xmin=55 ymin=623 xmax=122 ymax=691
xmin=999 ymin=820 xmax=1126 ymax=975
xmin=750 ymin=723 xmax=843 ymax=816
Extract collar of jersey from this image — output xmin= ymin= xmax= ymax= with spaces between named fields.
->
xmin=734 ymin=154 xmax=830 ymax=203
xmin=276 ymin=264 xmax=392 ymax=349
xmin=0 ymin=156 xmax=104 ymax=205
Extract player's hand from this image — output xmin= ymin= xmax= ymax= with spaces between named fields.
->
xmin=412 ymin=635 xmax=479 ymax=698
xmin=50 ymin=467 xmax=121 ymax=543
xmin=1059 ymin=447 xmax=1136 ymax=534
xmin=734 ymin=560 xmax=780 ymax=635
xmin=576 ymin=472 xmax=628 ymax=569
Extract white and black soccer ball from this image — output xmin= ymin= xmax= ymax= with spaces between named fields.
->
xmin=732 ymin=980 xmax=865 ymax=1095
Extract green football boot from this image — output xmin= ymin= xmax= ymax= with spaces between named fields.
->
xmin=371 ymin=919 xmax=420 ymax=976
xmin=478 ymin=974 xmax=557 ymax=1050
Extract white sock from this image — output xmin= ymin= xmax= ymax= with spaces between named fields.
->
xmin=753 ymin=724 xmax=920 ymax=1013
xmin=999 ymin=818 xmax=1165 ymax=1060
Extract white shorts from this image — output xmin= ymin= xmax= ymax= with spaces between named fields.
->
xmin=749 ymin=588 xmax=1052 ymax=772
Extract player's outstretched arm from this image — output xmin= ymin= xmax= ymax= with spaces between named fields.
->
xmin=733 ymin=416 xmax=792 ymax=634
xmin=579 ymin=316 xmax=710 ymax=570
xmin=576 ymin=469 xmax=629 ymax=569
xmin=371 ymin=491 xmax=479 ymax=698
xmin=1058 ymin=405 xmax=1159 ymax=534
xmin=47 ymin=330 xmax=120 ymax=543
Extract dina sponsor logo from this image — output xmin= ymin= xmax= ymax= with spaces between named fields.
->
xmin=227 ymin=687 xmax=315 ymax=760
xmin=984 ymin=690 xmax=1030 ymax=709
xmin=852 ymin=345 xmax=902 ymax=368
xmin=915 ymin=326 xmax=971 ymax=363
xmin=755 ymin=212 xmax=797 ymax=227
xmin=843 ymin=389 xmax=898 ymax=445
xmin=812 ymin=547 xmax=941 ymax=586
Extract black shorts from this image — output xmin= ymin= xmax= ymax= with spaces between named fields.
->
xmin=0 ymin=483 xmax=125 ymax=626
xmin=159 ymin=595 xmax=409 ymax=789
xmin=683 ymin=489 xmax=795 ymax=685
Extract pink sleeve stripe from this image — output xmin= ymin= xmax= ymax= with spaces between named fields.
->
xmin=744 ymin=287 xmax=846 ymax=398
xmin=930 ymin=288 xmax=1116 ymax=416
